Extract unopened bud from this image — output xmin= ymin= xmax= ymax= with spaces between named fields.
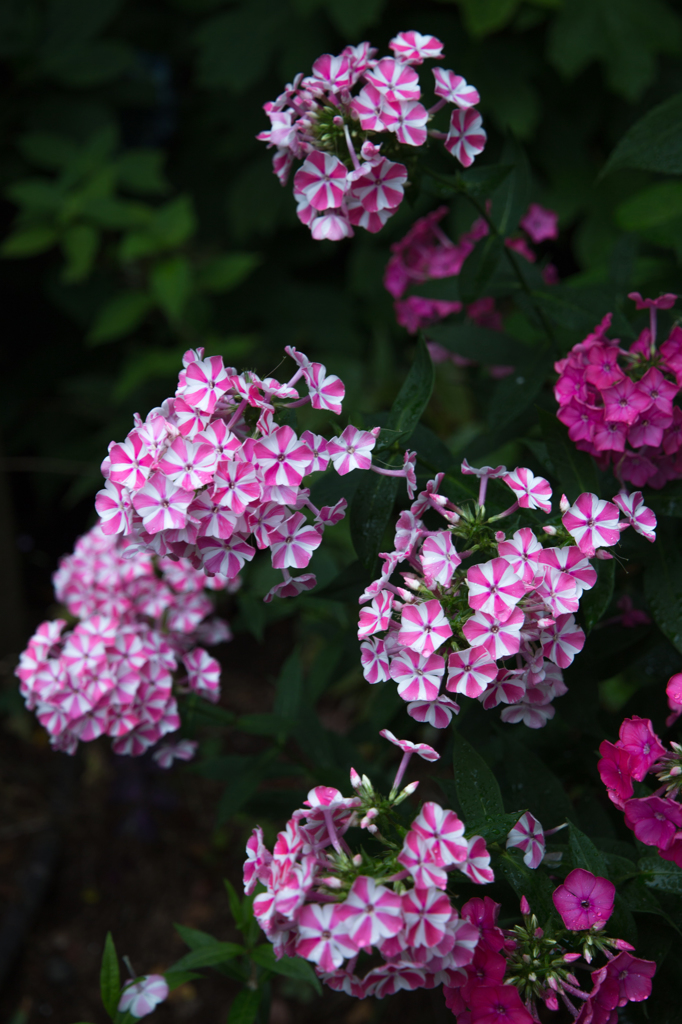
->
xmin=537 ymin=617 xmax=555 ymax=629
xmin=321 ymin=875 xmax=342 ymax=888
xmin=564 ymin=953 xmax=581 ymax=963
xmin=596 ymin=548 xmax=613 ymax=560
xmin=360 ymin=808 xmax=378 ymax=829
xmin=352 ymin=853 xmax=362 ymax=867
xmin=370 ymin=426 xmax=381 ymax=437
xmin=332 ymin=115 xmax=343 ymax=125
xmin=542 ymin=525 xmax=558 ymax=536
xmin=545 ymin=995 xmax=559 ymax=1011
xmin=393 ymin=779 xmax=419 ymax=805
xmin=520 ymin=895 xmax=531 ymax=915
xmin=350 ymin=767 xmax=362 ymax=791
xmin=494 ymin=530 xmax=506 ymax=542
xmin=614 ymin=938 xmax=635 ymax=951
xmin=560 ymin=493 xmax=570 ymax=514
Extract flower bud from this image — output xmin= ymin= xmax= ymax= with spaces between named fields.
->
xmin=564 ymin=953 xmax=581 ymax=963
xmin=350 ymin=767 xmax=362 ymax=791
xmin=520 ymin=895 xmax=531 ymax=915
xmin=596 ymin=548 xmax=613 ymax=560
xmin=494 ymin=530 xmax=506 ymax=542
xmin=560 ymin=493 xmax=570 ymax=514
xmin=542 ymin=525 xmax=558 ymax=536
xmin=614 ymin=938 xmax=635 ymax=951
xmin=321 ymin=875 xmax=342 ymax=888
xmin=393 ymin=779 xmax=419 ymax=805
xmin=352 ymin=853 xmax=362 ymax=867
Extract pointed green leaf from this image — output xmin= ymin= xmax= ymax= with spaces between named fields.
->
xmin=88 ymin=291 xmax=152 ymax=345
xmin=249 ymin=945 xmax=322 ymax=993
xmin=639 ymin=855 xmax=682 ymax=895
xmin=602 ymin=92 xmax=682 ymax=177
xmin=150 ymin=255 xmax=192 ymax=322
xmin=100 ymin=932 xmax=120 ymax=1021
xmin=226 ymin=988 xmax=261 ymax=1024
xmin=580 ymin=558 xmax=615 ymax=633
xmin=452 ymin=730 xmax=504 ymax=822
xmin=644 ymin=521 xmax=682 ymax=655
xmin=168 ymin=942 xmax=244 ymax=972
xmin=538 ymin=408 xmax=599 ymax=502
xmin=568 ymin=823 xmax=608 ymax=875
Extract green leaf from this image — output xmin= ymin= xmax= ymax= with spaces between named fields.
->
xmin=491 ymin=142 xmax=531 ymax=238
xmin=453 ymin=0 xmax=521 ymax=36
xmin=18 ymin=131 xmax=78 ymax=169
xmin=226 ymin=988 xmax=261 ymax=1024
xmin=169 ymin=942 xmax=245 ymax=972
xmin=568 ymin=823 xmax=608 ymax=875
xmin=424 ymin=322 xmax=518 ymax=365
xmin=119 ymin=197 xmax=196 ymax=261
xmin=216 ymin=772 xmax=262 ymax=825
xmin=457 ymin=164 xmax=514 ymax=199
xmin=467 ymin=811 xmax=523 ymax=845
xmin=497 ymin=850 xmax=557 ymax=922
xmin=196 ymin=253 xmax=260 ymax=293
xmin=44 ymin=40 xmax=133 ymax=86
xmin=385 ymin=336 xmax=435 ymax=437
xmin=646 ymin=482 xmax=682 ymax=517
xmin=620 ymin=878 xmax=682 ymax=934
xmin=580 ymin=557 xmax=615 ymax=634
xmin=224 ymin=879 xmax=244 ymax=932
xmin=193 ymin=1 xmax=287 ymax=93
xmin=115 ymin=150 xmax=169 ymax=195
xmin=164 ymin=971 xmax=202 ymax=990
xmin=0 ymin=224 xmax=58 ymax=257
xmin=150 ymin=255 xmax=192 ymax=322
xmin=322 ymin=0 xmax=386 ymax=35
xmin=644 ymin=521 xmax=682 ymax=655
xmin=88 ymin=291 xmax=153 ymax=344
xmin=61 ymin=223 xmax=99 ymax=283
xmin=603 ymin=92 xmax=682 ymax=176
xmin=272 ymin=650 xmax=303 ymax=726
xmin=174 ymin=924 xmax=220 ymax=950
xmin=235 ymin=713 xmax=288 ymax=736
xmin=639 ymin=855 xmax=682 ymax=895
xmin=616 ymin=182 xmax=682 ymax=231
xmin=538 ymin=408 xmax=599 ymax=502
xmin=459 ymin=235 xmax=504 ymax=305
xmin=6 ymin=178 xmax=63 ymax=212
xmin=250 ymin=945 xmax=322 ymax=993
xmin=502 ymin=737 xmax=574 ymax=826
xmin=488 ymin=352 xmax=554 ymax=432
xmin=100 ymin=932 xmax=120 ymax=1021
xmin=452 ymin=729 xmax=504 ymax=822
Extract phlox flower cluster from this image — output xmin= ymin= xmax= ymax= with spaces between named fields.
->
xmin=15 ymin=525 xmax=230 ymax=756
xmin=358 ymin=463 xmax=657 ymax=730
xmin=95 ymin=345 xmax=403 ymax=602
xmin=555 ymin=293 xmax=682 ymax=488
xmin=244 ymin=735 xmax=496 ymax=1000
xmin=257 ymin=32 xmax=486 ymax=240
xmin=385 ymin=203 xmax=558 ymax=338
xmin=598 ymin=694 xmax=682 ymax=869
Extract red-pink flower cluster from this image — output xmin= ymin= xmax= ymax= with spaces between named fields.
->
xmin=384 ymin=203 xmax=558 ymax=338
xmin=358 ymin=465 xmax=656 ymax=730
xmin=15 ymin=525 xmax=229 ymax=756
xmin=257 ymin=32 xmax=486 ymax=240
xmin=555 ymin=293 xmax=682 ymax=488
xmin=599 ymin=699 xmax=682 ymax=869
xmin=95 ymin=346 xmax=404 ymax=601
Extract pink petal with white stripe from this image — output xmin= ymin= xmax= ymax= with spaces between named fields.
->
xmin=432 ymin=68 xmax=480 ymax=108
xmin=503 ymin=467 xmax=552 ymax=513
xmin=412 ymin=802 xmax=468 ymax=865
xmin=389 ymin=648 xmax=444 ymax=701
xmin=366 ymin=58 xmax=421 ymax=102
xmin=132 ymin=473 xmax=193 ymax=534
xmin=399 ymin=599 xmax=452 ymax=656
xmin=562 ymin=492 xmax=620 ymax=555
xmin=389 ymin=31 xmax=443 ymax=65
xmin=108 ymin=433 xmax=153 ymax=491
xmin=342 ymin=876 xmax=403 ymax=948
xmin=157 ymin=436 xmax=217 ymax=491
xmin=294 ymin=152 xmax=349 ymax=211
xmin=360 ymin=637 xmax=390 ymax=683
xmin=462 ymin=607 xmax=524 ymax=660
xmin=445 ymin=109 xmax=487 ymax=168
xmin=497 ymin=527 xmax=542 ymax=584
xmin=466 ymin=557 xmax=525 ymax=620
xmin=446 ymin=646 xmax=498 ymax=698
xmin=254 ymin=426 xmax=313 ymax=487
xmin=269 ymin=512 xmax=322 ymax=569
xmin=407 ymin=695 xmax=459 ymax=728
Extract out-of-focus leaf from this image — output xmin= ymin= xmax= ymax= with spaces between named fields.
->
xmin=43 ymin=40 xmax=133 ymax=86
xmin=602 ymin=92 xmax=682 ymax=176
xmin=459 ymin=235 xmax=504 ymax=305
xmin=1 ymin=224 xmax=58 ymax=257
xmin=88 ymin=291 xmax=153 ymax=344
xmin=193 ymin=1 xmax=287 ymax=92
xmin=502 ymin=737 xmax=575 ymax=826
xmin=84 ymin=198 xmax=151 ymax=230
xmin=150 ymin=255 xmax=192 ymax=322
xmin=424 ymin=322 xmax=519 ymax=365
xmin=645 ymin=482 xmax=682 ymax=517
xmin=458 ymin=163 xmax=514 ymax=198
xmin=174 ymin=924 xmax=221 ymax=949
xmin=313 ymin=560 xmax=368 ymax=603
xmin=164 ymin=971 xmax=202 ymax=990
xmin=18 ymin=131 xmax=78 ymax=169
xmin=386 ymin=335 xmax=435 ymax=437
xmin=491 ymin=142 xmax=531 ymax=237
xmin=616 ymin=183 xmax=682 ymax=231
xmin=235 ymin=713 xmax=288 ymax=736
xmin=226 ymin=989 xmax=260 ymax=1024
xmin=451 ymin=0 xmax=522 ymax=36
xmin=452 ymin=730 xmax=504 ymax=821
xmin=250 ymin=944 xmax=322 ymax=993
xmin=581 ymin=558 xmax=615 ymax=634
xmin=644 ymin=521 xmax=682 ymax=655
xmin=639 ymin=856 xmax=682 ymax=895
xmin=273 ymin=650 xmax=303 ymax=725
xmin=196 ymin=253 xmax=260 ymax=293
xmin=6 ymin=178 xmax=63 ymax=212
xmin=119 ymin=197 xmax=196 ymax=261
xmin=322 ymin=0 xmax=386 ymax=35
xmin=168 ymin=943 xmax=244 ymax=971
xmin=488 ymin=351 xmax=553 ymax=431
xmin=498 ymin=850 xmax=557 ymax=923
xmin=61 ymin=223 xmax=99 ymax=283
xmin=621 ymin=878 xmax=682 ymax=934
xmin=100 ymin=933 xmax=120 ymax=1021
xmin=538 ymin=408 xmax=599 ymax=502
xmin=216 ymin=772 xmax=262 ymax=825
xmin=115 ymin=150 xmax=169 ymax=195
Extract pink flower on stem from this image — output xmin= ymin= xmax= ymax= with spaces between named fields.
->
xmin=613 ymin=491 xmax=657 ymax=542
xmin=132 ymin=474 xmax=193 ymax=534
xmin=541 ymin=613 xmax=585 ymax=669
xmin=402 ymin=886 xmax=452 ymax=947
xmin=182 ymin=648 xmax=221 ymax=702
xmin=366 ymin=58 xmax=421 ymax=102
xmin=463 ymin=607 xmax=524 ymax=660
xmin=264 ymin=571 xmax=316 ymax=603
xmin=398 ymin=830 xmax=448 ymax=889
xmin=461 ymin=459 xmax=507 ymax=505
xmin=389 ymin=31 xmax=444 ymax=64
xmin=561 ymin=493 xmax=620 ymax=556
xmin=598 ymin=740 xmax=634 ymax=805
xmin=552 ymin=868 xmax=615 ymax=930
xmin=535 ymin=566 xmax=580 ymax=616
xmin=349 ymin=157 xmax=408 ymax=211
xmin=469 ymin=984 xmax=534 ymax=1024
xmin=459 ymin=835 xmax=494 ymax=884
xmin=269 ymin=512 xmax=322 ymax=569
xmin=108 ymin=434 xmax=153 ymax=491
xmin=445 ymin=108 xmax=487 ymax=167
xmin=358 ymin=591 xmax=394 ymax=639
xmin=118 ymin=976 xmax=169 ymax=1018
xmin=667 ymin=672 xmax=682 ymax=726
xmin=300 ymin=431 xmax=329 ymax=473
xmin=95 ymin=480 xmax=132 ymax=536
xmin=179 ymin=355 xmax=231 ymax=414
xmin=407 ymin=694 xmax=459 ymax=729
xmin=296 ymin=903 xmax=357 ymax=971
xmin=305 ymin=363 xmax=345 ymax=414
xmin=446 ymin=647 xmax=498 ymax=698
xmin=328 ymin=425 xmax=378 ymax=475
xmin=520 ymin=203 xmax=558 ymax=243
xmin=618 ymin=716 xmax=665 ymax=780
xmin=412 ymin=801 xmax=468 ymax=865
xmin=602 ymin=377 xmax=650 ymax=425
xmin=294 ymin=152 xmax=349 ymax=211
xmin=243 ymin=826 xmax=273 ymax=895
xmin=157 ymin=436 xmax=217 ymax=491
xmin=254 ymin=426 xmax=313 ymax=487
xmin=506 ymin=812 xmax=545 ymax=869
xmin=605 ymin=951 xmax=656 ymax=1005
xmin=380 ymin=728 xmax=439 ymax=791
xmin=387 ymin=100 xmax=429 ymax=146
xmin=389 ymin=648 xmax=444 ymax=701
xmin=502 ymin=467 xmax=552 ymax=513
xmin=421 ymin=531 xmax=460 ymax=587
xmin=342 ymin=876 xmax=403 ymax=948
xmin=498 ymin=528 xmax=542 ymax=584
xmin=398 ymin=599 xmax=452 ymax=656
xmin=537 ymin=546 xmax=596 ymax=595
xmin=351 ymin=84 xmax=391 ymax=131
xmin=432 ymin=68 xmax=480 ymax=108
xmin=197 ymin=535 xmax=255 ymax=578
xmin=466 ymin=557 xmax=525 ymax=621
xmin=624 ymin=795 xmax=682 ymax=849
xmin=360 ymin=638 xmax=390 ymax=684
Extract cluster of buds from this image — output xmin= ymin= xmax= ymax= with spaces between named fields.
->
xmin=95 ymin=346 xmax=411 ymax=602
xmin=358 ymin=463 xmax=657 ymax=730
xmin=257 ymin=31 xmax=486 ymax=240
xmin=14 ymin=525 xmax=228 ymax=757
xmin=385 ymin=203 xmax=558 ymax=337
xmin=555 ymin=293 xmax=682 ymax=488
xmin=244 ymin=730 xmax=494 ymax=999
xmin=599 ymin=685 xmax=682 ymax=869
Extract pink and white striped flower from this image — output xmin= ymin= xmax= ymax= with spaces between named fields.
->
xmin=502 ymin=468 xmax=552 ymax=513
xmin=95 ymin=480 xmax=131 ymax=536
xmin=389 ymin=648 xmax=444 ymax=701
xmin=506 ymin=812 xmax=545 ymax=870
xmin=412 ymin=802 xmax=468 ymax=865
xmin=399 ymin=599 xmax=452 ymax=656
xmin=386 ymin=100 xmax=428 ymax=146
xmin=462 ymin=607 xmax=524 ymax=660
xmin=458 ymin=836 xmax=494 ymax=884
xmin=132 ymin=474 xmax=193 ymax=534
xmin=183 ymin=648 xmax=221 ymax=702
xmin=197 ymin=534 xmax=255 ymax=578
xmin=614 ymin=491 xmax=657 ymax=542
xmin=157 ymin=436 xmax=217 ymax=491
xmin=535 ymin=566 xmax=579 ymax=616
xmin=190 ymin=494 xmax=237 ymax=540
xmin=212 ymin=459 xmax=261 ymax=514
xmin=296 ymin=903 xmax=357 ymax=972
xmin=562 ymin=492 xmax=621 ymax=555
xmin=254 ymin=426 xmax=313 ymax=487
xmin=541 ymin=613 xmax=585 ymax=669
xmin=446 ymin=647 xmax=498 ymax=698
xmin=349 ymin=158 xmax=408 ymax=212
xmin=444 ymin=109 xmax=487 ymax=167
xmin=537 ymin=546 xmax=596 ymax=595
xmin=293 ymin=152 xmax=349 ymax=211
xmin=407 ymin=694 xmax=459 ymax=729
xmin=300 ymin=431 xmax=330 ymax=472
xmin=360 ymin=637 xmax=390 ymax=684
xmin=328 ymin=425 xmax=378 ymax=475
xmin=311 ymin=53 xmax=352 ymax=90
xmin=398 ymin=830 xmax=448 ymax=889
xmin=432 ymin=68 xmax=480 ymax=108
xmin=269 ymin=513 xmax=322 ymax=570
xmin=119 ymin=976 xmax=169 ymax=1018
xmin=402 ymin=886 xmax=452 ymax=948
xmin=350 ymin=84 xmax=391 ymax=131
xmin=342 ymin=876 xmax=404 ymax=948
xmin=108 ymin=433 xmax=153 ymax=491
xmin=358 ymin=591 xmax=394 ymax=639
xmin=305 ymin=363 xmax=345 ymax=414
xmin=497 ymin=528 xmax=542 ymax=584
xmin=466 ymin=557 xmax=525 ymax=620
xmin=178 ymin=355 xmax=231 ymax=414
xmin=311 ymin=209 xmax=353 ymax=241
xmin=379 ymin=729 xmax=440 ymax=762
xmin=420 ymin=531 xmax=460 ymax=587
xmin=389 ymin=31 xmax=443 ymax=64
xmin=366 ymin=58 xmax=421 ymax=102
xmin=152 ymin=738 xmax=197 ymax=769
xmin=501 ymin=701 xmax=556 ymax=729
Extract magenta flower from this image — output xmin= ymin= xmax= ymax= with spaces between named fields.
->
xmin=617 ymin=716 xmax=665 ymax=780
xmin=624 ymin=795 xmax=682 ymax=849
xmin=212 ymin=459 xmax=261 ymax=514
xmin=132 ymin=473 xmax=193 ymax=534
xmin=552 ymin=868 xmax=615 ymax=930
xmin=268 ymin=512 xmax=322 ymax=570
xmin=389 ymin=648 xmax=444 ymax=701
xmin=506 ymin=812 xmax=545 ymax=869
xmin=466 ymin=557 xmax=525 ymax=621
xmin=520 ymin=203 xmax=558 ymax=243
xmin=311 ymin=52 xmax=352 ymax=89
xmin=407 ymin=694 xmax=459 ymax=729
xmin=445 ymin=108 xmax=487 ymax=167
xmin=342 ymin=876 xmax=403 ymax=948
xmin=432 ymin=67 xmax=480 ymax=107
xmin=357 ymin=591 xmax=394 ymax=639
xmin=598 ymin=740 xmax=634 ymax=805
xmin=605 ymin=951 xmax=656 ymax=1005
xmin=118 ymin=975 xmax=169 ymax=1018
xmin=463 ymin=607 xmax=524 ymax=660
xmin=537 ymin=545 xmax=596 ymax=595
xmin=412 ymin=801 xmax=467 ymax=866
xmin=350 ymin=157 xmax=408 ymax=210
xmin=502 ymin=467 xmax=552 ymax=513
xmin=389 ymin=30 xmax=443 ymax=64
xmin=469 ymin=984 xmax=534 ymax=1024
xmin=197 ymin=535 xmax=255 ymax=578
xmin=602 ymin=376 xmax=650 ymax=425
xmin=327 ymin=425 xmax=378 ymax=475
xmin=398 ymin=599 xmax=453 ymax=656
xmin=379 ymin=728 xmax=440 ymax=762
xmin=446 ymin=647 xmax=498 ymax=698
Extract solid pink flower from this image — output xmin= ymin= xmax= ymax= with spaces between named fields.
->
xmin=506 ymin=812 xmax=545 ymax=869
xmin=470 ymin=984 xmax=534 ymax=1024
xmin=445 ymin=108 xmax=487 ymax=167
xmin=466 ymin=557 xmax=525 ymax=621
xmin=399 ymin=599 xmax=453 ymax=656
xmin=379 ymin=728 xmax=440 ymax=762
xmin=624 ymin=795 xmax=682 ymax=849
xmin=118 ymin=976 xmax=169 ymax=1018
xmin=432 ymin=67 xmax=480 ymax=108
xmin=328 ymin=425 xmax=378 ymax=475
xmin=552 ymin=868 xmax=615 ymax=930
xmin=462 ymin=607 xmax=524 ymax=660
xmin=389 ymin=30 xmax=443 ymax=64
xmin=638 ymin=366 xmax=678 ymax=416
xmin=269 ymin=512 xmax=322 ymax=569
xmin=366 ymin=58 xmax=421 ymax=102
xmin=598 ymin=740 xmax=634 ymax=805
xmin=497 ymin=528 xmax=542 ymax=584
xmin=420 ymin=531 xmax=460 ymax=587
xmin=412 ymin=802 xmax=467 ymax=866
xmin=360 ymin=637 xmax=390 ymax=684
xmin=561 ymin=492 xmax=620 ymax=555
xmin=618 ymin=716 xmax=665 ymax=780
xmin=294 ymin=152 xmax=349 ymax=211
xmin=602 ymin=377 xmax=650 ymax=425
xmin=296 ymin=903 xmax=357 ymax=972
xmin=520 ymin=203 xmax=558 ymax=243
xmin=402 ymin=886 xmax=452 ymax=948
xmin=585 ymin=343 xmax=625 ymax=390
xmin=132 ymin=474 xmax=193 ymax=534
xmin=407 ymin=694 xmax=459 ymax=729
xmin=628 ymin=291 xmax=677 ymax=311
xmin=179 ymin=355 xmax=231 ymax=414
xmin=389 ymin=648 xmax=444 ymax=701
xmin=605 ymin=951 xmax=656 ymax=1005
xmin=613 ymin=491 xmax=657 ymax=542
xmin=342 ymin=876 xmax=403 ymax=948
xmin=541 ymin=613 xmax=585 ymax=669
xmin=446 ymin=647 xmax=498 ymax=698
xmin=502 ymin=467 xmax=552 ymax=513
xmin=459 ymin=835 xmax=494 ymax=884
